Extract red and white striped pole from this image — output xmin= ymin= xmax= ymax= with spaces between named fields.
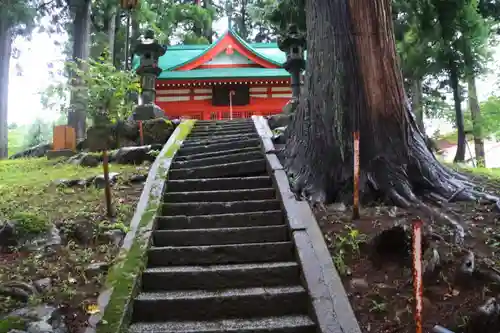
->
xmin=352 ymin=131 xmax=360 ymax=220
xmin=413 ymin=219 xmax=424 ymax=333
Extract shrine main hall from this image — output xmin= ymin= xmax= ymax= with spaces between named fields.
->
xmin=148 ymin=29 xmax=295 ymax=120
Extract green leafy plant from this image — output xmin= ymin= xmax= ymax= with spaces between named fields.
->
xmin=10 ymin=211 xmax=50 ymax=236
xmin=40 ymin=57 xmax=140 ymax=124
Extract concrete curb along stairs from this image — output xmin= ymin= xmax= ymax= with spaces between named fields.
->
xmin=253 ymin=116 xmax=362 ymax=333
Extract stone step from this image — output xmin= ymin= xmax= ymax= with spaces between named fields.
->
xmin=161 ymin=200 xmax=282 ymax=216
xmin=164 ymin=188 xmax=275 ymax=203
xmin=174 ymin=147 xmax=262 ymax=162
xmin=169 ymin=159 xmax=267 ymax=180
xmin=176 ymin=139 xmax=261 ymax=156
xmin=129 ymin=315 xmax=316 ymax=333
xmin=147 ymin=241 xmax=294 ymax=266
xmin=190 ymin=124 xmax=256 ymax=132
xmin=141 ymin=261 xmax=300 ymax=291
xmin=182 ymin=134 xmax=259 ymax=148
xmin=152 ymin=225 xmax=289 ymax=246
xmin=155 ymin=210 xmax=285 ymax=230
xmin=184 ymin=132 xmax=258 ymax=143
xmin=188 ymin=129 xmax=257 ymax=138
xmin=194 ymin=119 xmax=253 ymax=125
xmin=172 ymin=151 xmax=263 ymax=169
xmin=132 ymin=286 xmax=309 ymax=322
xmin=166 ymin=176 xmax=272 ymax=192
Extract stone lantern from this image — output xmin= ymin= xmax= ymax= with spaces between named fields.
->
xmin=278 ymin=24 xmax=306 ymax=101
xmin=132 ymin=29 xmax=166 ymax=120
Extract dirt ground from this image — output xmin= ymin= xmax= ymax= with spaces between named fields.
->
xmin=314 ymin=171 xmax=500 ymax=333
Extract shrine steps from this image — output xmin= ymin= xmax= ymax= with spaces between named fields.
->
xmin=128 ymin=119 xmax=316 ymax=333
xmin=125 ymin=119 xmax=361 ymax=333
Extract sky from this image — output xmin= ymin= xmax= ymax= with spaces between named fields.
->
xmin=7 ymin=18 xmax=500 ymax=134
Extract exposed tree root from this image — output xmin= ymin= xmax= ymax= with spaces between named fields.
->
xmin=280 ymin=107 xmax=499 ymax=246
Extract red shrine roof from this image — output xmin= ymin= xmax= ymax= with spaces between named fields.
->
xmin=134 ymin=29 xmax=294 ymax=80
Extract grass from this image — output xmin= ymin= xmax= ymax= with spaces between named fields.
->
xmin=0 ymin=157 xmax=148 ymax=324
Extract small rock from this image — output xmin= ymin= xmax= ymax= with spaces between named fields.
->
xmin=68 ymin=153 xmax=100 ymax=168
xmin=27 ymin=321 xmax=53 ymax=333
xmin=327 ymin=202 xmax=347 ymax=213
xmin=9 ymin=305 xmax=57 ymax=322
xmin=53 ymin=179 xmax=81 ymax=188
xmin=70 ymin=220 xmax=95 ymax=245
xmin=33 ymin=278 xmax=51 ymax=292
xmin=0 ymin=221 xmax=18 ymax=248
xmin=103 ymin=229 xmax=125 ymax=247
xmin=8 ymin=330 xmax=28 ymax=333
xmin=112 ymin=145 xmax=157 ymax=165
xmin=349 ymin=278 xmax=369 ymax=289
xmin=93 ymin=172 xmax=120 ymax=189
xmin=0 ymin=281 xmax=37 ymax=302
xmin=85 ymin=262 xmax=110 ymax=279
xmin=128 ymin=174 xmax=147 ymax=183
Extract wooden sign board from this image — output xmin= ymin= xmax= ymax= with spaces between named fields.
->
xmin=53 ymin=126 xmax=76 ymax=151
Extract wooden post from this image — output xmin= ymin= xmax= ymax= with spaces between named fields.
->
xmin=138 ymin=120 xmax=144 ymax=145
xmin=352 ymin=131 xmax=360 ymax=220
xmin=102 ymin=150 xmax=114 ymax=218
xmin=413 ymin=219 xmax=424 ymax=333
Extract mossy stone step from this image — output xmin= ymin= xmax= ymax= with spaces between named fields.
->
xmin=155 ymin=210 xmax=285 ymax=230
xmin=188 ymin=129 xmax=257 ymax=138
xmin=128 ymin=315 xmax=316 ymax=333
xmin=169 ymin=159 xmax=267 ymax=180
xmin=147 ymin=241 xmax=294 ymax=266
xmin=175 ymin=139 xmax=261 ymax=156
xmin=165 ymin=176 xmax=272 ymax=192
xmin=172 ymin=151 xmax=263 ymax=169
xmin=152 ymin=225 xmax=289 ymax=246
xmin=161 ymin=199 xmax=281 ymax=216
xmin=174 ymin=147 xmax=262 ymax=162
xmin=164 ymin=188 xmax=275 ymax=203
xmin=141 ymin=261 xmax=300 ymax=291
xmin=132 ymin=286 xmax=309 ymax=322
xmin=182 ymin=134 xmax=259 ymax=147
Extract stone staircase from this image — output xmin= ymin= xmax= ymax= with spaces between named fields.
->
xmin=128 ymin=119 xmax=317 ymax=333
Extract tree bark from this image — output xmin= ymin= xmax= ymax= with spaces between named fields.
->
xmin=449 ymin=59 xmax=466 ymax=163
xmin=107 ymin=6 xmax=117 ymax=59
xmin=0 ymin=19 xmax=11 ymax=159
xmin=282 ymin=0 xmax=487 ymax=235
xmin=112 ymin=10 xmax=121 ymax=68
xmin=467 ymin=72 xmax=485 ymax=167
xmin=68 ymin=0 xmax=91 ymax=140
xmin=203 ymin=0 xmax=213 ymax=43
xmin=411 ymin=78 xmax=425 ymax=133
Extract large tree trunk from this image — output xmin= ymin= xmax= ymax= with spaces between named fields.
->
xmin=282 ymin=0 xmax=486 ymax=240
xmin=411 ymin=78 xmax=425 ymax=133
xmin=467 ymin=72 xmax=485 ymax=167
xmin=0 ymin=20 xmax=11 ymax=159
xmin=112 ymin=11 xmax=121 ymax=68
xmin=68 ymin=0 xmax=91 ymax=140
xmin=107 ymin=6 xmax=117 ymax=60
xmin=449 ymin=60 xmax=466 ymax=163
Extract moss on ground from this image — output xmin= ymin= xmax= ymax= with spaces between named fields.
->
xmin=96 ymin=120 xmax=195 ymax=333
xmin=0 ymin=157 xmax=147 ymax=320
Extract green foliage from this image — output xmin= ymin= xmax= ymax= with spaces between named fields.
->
xmin=41 ymin=58 xmax=140 ymax=124
xmin=478 ymin=96 xmax=500 ymax=139
xmin=10 ymin=211 xmax=50 ymax=236
xmin=0 ymin=316 xmax=25 ymax=333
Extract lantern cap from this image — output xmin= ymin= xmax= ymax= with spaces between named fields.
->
xmin=278 ymin=24 xmax=306 ymax=53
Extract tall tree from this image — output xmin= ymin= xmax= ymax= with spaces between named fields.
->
xmin=0 ymin=0 xmax=48 ymax=158
xmin=282 ymin=0 xmax=486 ymax=237
xmin=67 ymin=0 xmax=92 ymax=140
